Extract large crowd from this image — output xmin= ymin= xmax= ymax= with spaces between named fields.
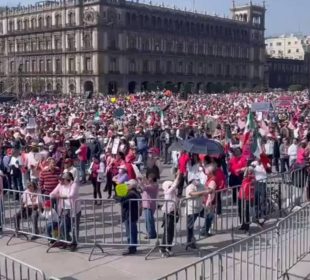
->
xmin=0 ymin=90 xmax=309 ymax=256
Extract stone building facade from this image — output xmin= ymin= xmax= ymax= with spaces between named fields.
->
xmin=0 ymin=0 xmax=266 ymax=95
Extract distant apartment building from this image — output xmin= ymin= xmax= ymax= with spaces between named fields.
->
xmin=265 ymin=34 xmax=310 ymax=60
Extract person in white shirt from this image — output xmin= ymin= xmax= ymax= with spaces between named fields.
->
xmin=185 ymin=177 xmax=205 ymax=248
xmin=40 ymin=200 xmax=59 ymax=243
xmin=14 ymin=181 xmax=41 ymax=239
xmin=251 ymin=160 xmax=267 ymax=224
xmin=63 ymin=158 xmax=79 ymax=183
xmin=288 ymin=138 xmax=298 ymax=167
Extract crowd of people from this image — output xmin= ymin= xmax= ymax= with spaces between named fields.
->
xmin=0 ymin=90 xmax=309 ymax=256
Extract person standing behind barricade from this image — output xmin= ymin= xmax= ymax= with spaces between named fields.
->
xmin=214 ymin=158 xmax=227 ymax=216
xmin=39 ymin=200 xmax=59 ymax=244
xmin=50 ymin=172 xmax=81 ymax=252
xmin=159 ymin=173 xmax=181 ymax=258
xmin=160 ymin=126 xmax=172 ymax=164
xmin=251 ymin=160 xmax=267 ymax=225
xmin=88 ymin=156 xmax=102 ymax=204
xmin=238 ymin=167 xmax=255 ymax=233
xmin=229 ymin=148 xmax=247 ymax=204
xmin=280 ymin=138 xmax=290 ymax=173
xmin=176 ymin=151 xmax=190 ymax=197
xmin=63 ymin=158 xmax=79 ymax=183
xmin=146 ymin=151 xmax=161 ymax=182
xmin=200 ymin=164 xmax=217 ymax=237
xmin=135 ymin=127 xmax=149 ymax=166
xmin=288 ymin=138 xmax=298 ymax=167
xmin=185 ymin=176 xmax=205 ymax=249
xmin=265 ymin=134 xmax=275 ymax=171
xmin=10 ymin=149 xmax=24 ymax=200
xmin=39 ymin=158 xmax=61 ymax=197
xmin=14 ymin=181 xmax=41 ymax=240
xmin=116 ymin=179 xmax=141 ymax=256
xmin=75 ymin=138 xmax=88 ymax=184
xmin=140 ymin=173 xmax=159 ymax=240
xmin=2 ymin=148 xmax=12 ymax=190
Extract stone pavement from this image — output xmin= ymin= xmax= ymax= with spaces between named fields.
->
xmin=0 ymin=165 xmax=306 ymax=280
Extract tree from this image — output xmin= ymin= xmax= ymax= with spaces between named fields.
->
xmin=288 ymin=84 xmax=304 ymax=92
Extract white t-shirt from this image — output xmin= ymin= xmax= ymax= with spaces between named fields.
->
xmin=254 ymin=164 xmax=267 ymax=182
xmin=22 ymin=189 xmax=41 ymax=207
xmin=185 ymin=183 xmax=204 ymax=215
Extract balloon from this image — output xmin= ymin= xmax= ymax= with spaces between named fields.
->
xmin=111 ymin=97 xmax=117 ymax=103
xmin=115 ymin=184 xmax=128 ymax=197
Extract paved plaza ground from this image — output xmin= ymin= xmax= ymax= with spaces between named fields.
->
xmin=0 ymin=165 xmax=309 ymax=280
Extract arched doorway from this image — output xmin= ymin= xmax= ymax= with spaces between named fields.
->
xmin=206 ymin=82 xmax=213 ymax=93
xmin=141 ymin=81 xmax=149 ymax=91
xmin=84 ymin=81 xmax=94 ymax=98
xmin=69 ymin=84 xmax=75 ymax=95
xmin=128 ymin=81 xmax=136 ymax=93
xmin=25 ymin=83 xmax=31 ymax=93
xmin=164 ymin=81 xmax=174 ymax=91
xmin=56 ymin=83 xmax=62 ymax=93
xmin=177 ymin=82 xmax=184 ymax=92
xmin=47 ymin=83 xmax=52 ymax=91
xmin=108 ymin=81 xmax=117 ymax=95
xmin=154 ymin=81 xmax=164 ymax=91
xmin=196 ymin=82 xmax=204 ymax=93
xmin=184 ymin=82 xmax=194 ymax=93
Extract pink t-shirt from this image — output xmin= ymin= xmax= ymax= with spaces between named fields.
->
xmin=296 ymin=148 xmax=305 ymax=165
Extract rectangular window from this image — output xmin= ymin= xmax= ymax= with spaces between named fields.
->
xmin=25 ymin=60 xmax=30 ymax=72
xmin=39 ymin=60 xmax=44 ymax=72
xmin=155 ymin=60 xmax=160 ymax=73
xmin=142 ymin=60 xmax=149 ymax=73
xmin=32 ymin=60 xmax=36 ymax=72
xmin=55 ymin=38 xmax=62 ymax=50
xmin=46 ymin=59 xmax=52 ymax=72
xmin=55 ymin=59 xmax=61 ymax=73
xmin=85 ymin=57 xmax=92 ymax=71
xmin=166 ymin=61 xmax=172 ymax=73
xmin=68 ymin=58 xmax=75 ymax=72
xmin=109 ymin=58 xmax=117 ymax=72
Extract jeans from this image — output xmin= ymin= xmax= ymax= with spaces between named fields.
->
xmin=60 ymin=210 xmax=81 ymax=245
xmin=124 ymin=219 xmax=138 ymax=252
xmin=144 ymin=208 xmax=157 ymax=239
xmin=176 ymin=173 xmax=185 ymax=197
xmin=46 ymin=222 xmax=59 ymax=238
xmin=15 ymin=207 xmax=39 ymax=234
xmin=12 ymin=173 xmax=23 ymax=200
xmin=187 ymin=208 xmax=204 ymax=243
xmin=160 ymin=212 xmax=177 ymax=251
xmin=91 ymin=177 xmax=102 ymax=199
xmin=280 ymin=158 xmax=290 ymax=173
xmin=255 ymin=182 xmax=267 ymax=219
xmin=80 ymin=161 xmax=87 ymax=182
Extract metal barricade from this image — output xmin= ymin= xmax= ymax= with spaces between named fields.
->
xmin=156 ymin=203 xmax=310 ymax=280
xmin=75 ymin=198 xmax=179 ymax=260
xmin=156 ymin=226 xmax=279 ymax=280
xmin=0 ymin=251 xmax=47 ymax=280
xmin=276 ymin=202 xmax=310 ymax=279
xmin=2 ymin=189 xmax=75 ymax=251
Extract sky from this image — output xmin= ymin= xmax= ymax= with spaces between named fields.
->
xmin=3 ymin=0 xmax=310 ymax=36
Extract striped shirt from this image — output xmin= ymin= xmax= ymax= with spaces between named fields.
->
xmin=39 ymin=167 xmax=61 ymax=195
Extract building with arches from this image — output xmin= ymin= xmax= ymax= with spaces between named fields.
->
xmin=0 ymin=0 xmax=266 ymax=95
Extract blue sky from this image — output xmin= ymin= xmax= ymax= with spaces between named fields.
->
xmin=4 ymin=0 xmax=310 ymax=36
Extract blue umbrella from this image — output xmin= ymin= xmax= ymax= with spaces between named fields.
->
xmin=183 ymin=137 xmax=224 ymax=156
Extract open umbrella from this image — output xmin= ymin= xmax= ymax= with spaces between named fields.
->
xmin=183 ymin=137 xmax=224 ymax=156
xmin=168 ymin=141 xmax=185 ymax=152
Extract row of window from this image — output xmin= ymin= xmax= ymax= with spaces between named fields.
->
xmin=7 ymin=12 xmax=75 ymax=32
xmin=124 ymin=12 xmax=249 ymax=40
xmin=4 ymin=57 xmax=92 ymax=73
xmin=3 ymin=34 xmax=92 ymax=53
xmin=271 ymin=63 xmax=308 ymax=73
xmin=124 ymin=37 xmax=250 ymax=58
xmin=109 ymin=58 xmax=249 ymax=76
